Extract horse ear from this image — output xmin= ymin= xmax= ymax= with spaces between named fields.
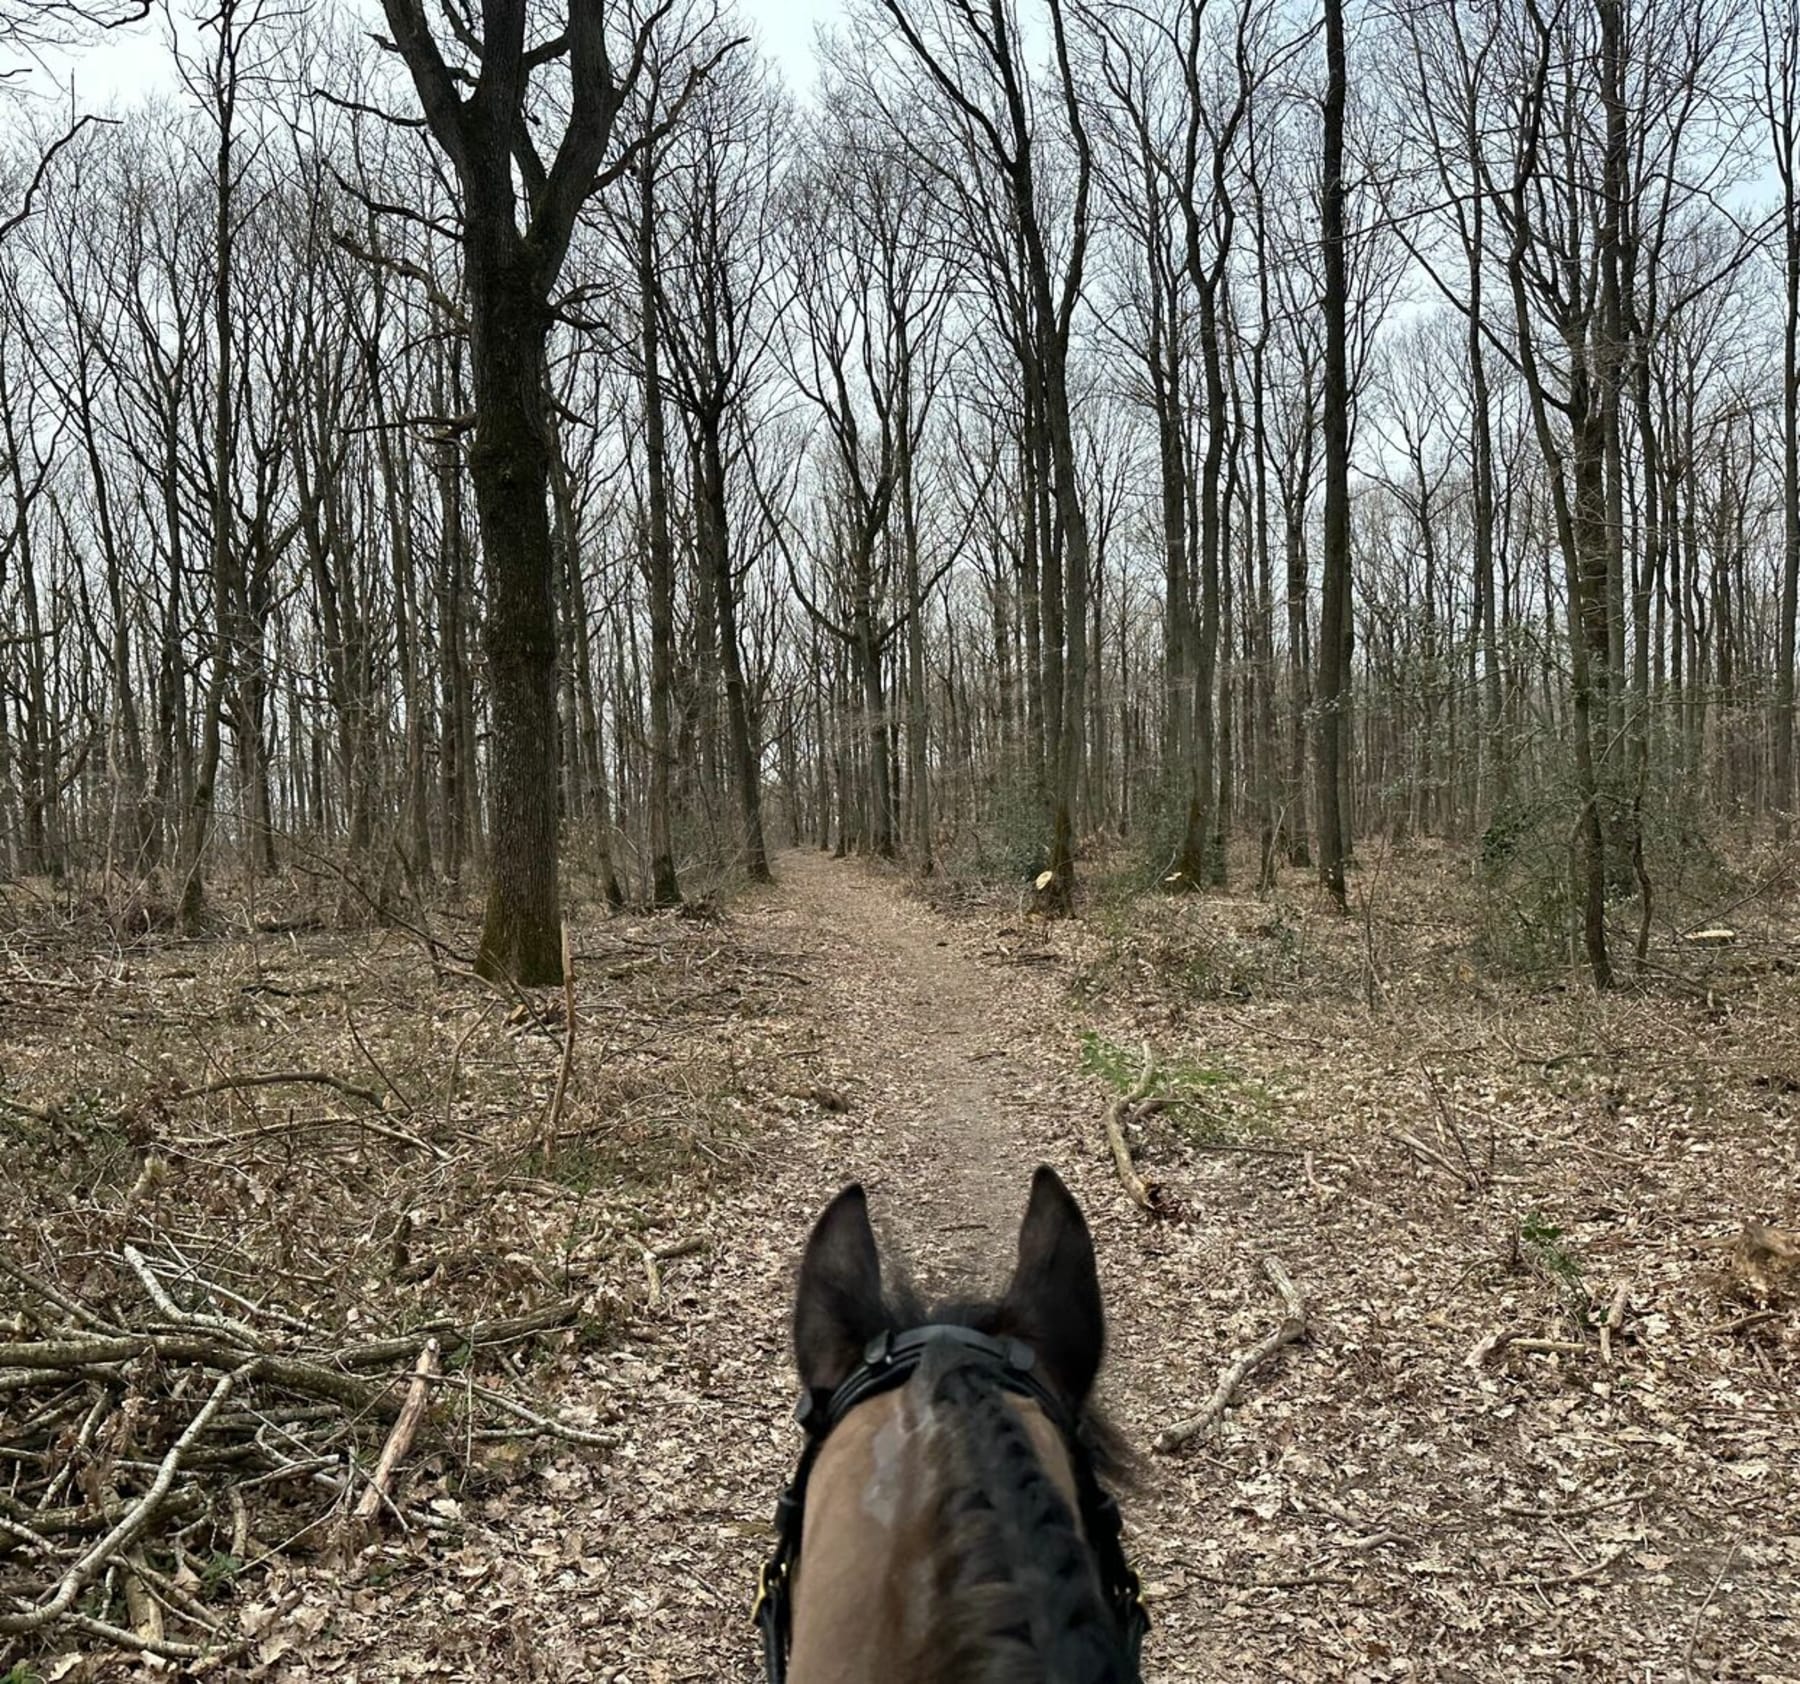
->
xmin=1001 ymin=1165 xmax=1104 ymax=1402
xmin=794 ymin=1184 xmax=886 ymax=1395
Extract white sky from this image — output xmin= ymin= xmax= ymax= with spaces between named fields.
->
xmin=741 ymin=0 xmax=841 ymax=89
xmin=34 ymin=0 xmax=846 ymax=110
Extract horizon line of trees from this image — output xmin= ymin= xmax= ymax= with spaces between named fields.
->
xmin=1 ymin=0 xmax=1796 ymax=989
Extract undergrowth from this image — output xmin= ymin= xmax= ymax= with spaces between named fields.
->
xmin=1517 ymin=1208 xmax=1591 ymax=1316
xmin=1080 ymin=1029 xmax=1279 ymax=1146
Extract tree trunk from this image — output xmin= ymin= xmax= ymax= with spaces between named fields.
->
xmin=468 ymin=260 xmax=562 ymax=984
xmin=639 ymin=149 xmax=683 ymax=907
xmin=698 ymin=418 xmax=771 ymax=882
xmin=1316 ymin=0 xmax=1351 ymax=912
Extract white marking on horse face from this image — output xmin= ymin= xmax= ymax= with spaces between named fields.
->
xmin=861 ymin=1396 xmax=917 ymax=1531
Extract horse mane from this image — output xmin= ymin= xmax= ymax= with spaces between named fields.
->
xmin=883 ymin=1287 xmax=1138 ymax=1684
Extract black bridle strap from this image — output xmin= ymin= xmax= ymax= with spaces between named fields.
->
xmin=752 ymin=1325 xmax=1148 ymax=1681
xmin=805 ymin=1324 xmax=1063 ymax=1437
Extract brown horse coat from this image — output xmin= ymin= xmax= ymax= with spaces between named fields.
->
xmin=786 ymin=1385 xmax=1083 ymax=1683
xmin=778 ymin=1168 xmax=1137 ymax=1684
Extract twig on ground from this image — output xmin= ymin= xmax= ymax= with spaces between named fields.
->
xmin=1196 ymin=1571 xmax=1350 ymax=1591
xmin=57 ymin=1607 xmax=216 ymax=1662
xmin=1706 ymin=1308 xmax=1781 ymax=1336
xmin=1418 ymin=1064 xmax=1492 ymax=1189
xmin=1390 ymin=1128 xmax=1480 ymax=1192
xmin=335 ymin=1302 xmax=577 ymax=1369
xmin=169 ymin=1109 xmax=445 ymax=1159
xmin=1176 ymin=1134 xmax=1306 ymax=1159
xmin=542 ymin=921 xmax=576 ymax=1151
xmin=415 ymin=1372 xmax=615 ymax=1448
xmin=133 ymin=1069 xmax=386 ymax=1114
xmin=642 ymin=1235 xmax=709 ymax=1307
xmin=1502 ymin=1542 xmax=1631 ymax=1591
xmin=1313 ymin=1496 xmax=1411 ymax=1552
xmin=1155 ymin=1257 xmax=1307 ymax=1453
xmin=1497 ymin=1489 xmax=1647 ymax=1522
xmin=0 ymin=1363 xmax=250 ymax=1635
xmin=1466 ymin=1329 xmax=1587 ymax=1367
xmin=1600 ymin=1281 xmax=1630 ymax=1364
xmin=0 ymin=1252 xmax=122 ymax=1332
xmin=343 ymin=1002 xmax=416 ymax=1116
xmin=1683 ymin=1540 xmax=1739 ymax=1682
xmin=443 ymin=1003 xmax=492 ymax=1134
xmin=122 ymin=1246 xmax=261 ymax=1346
xmin=120 ymin=1550 xmax=224 ymax=1634
xmin=353 ymin=1339 xmax=440 ymax=1523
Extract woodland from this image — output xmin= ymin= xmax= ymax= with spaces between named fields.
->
xmin=0 ymin=0 xmax=1797 ymax=1678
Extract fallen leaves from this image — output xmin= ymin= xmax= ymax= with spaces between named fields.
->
xmin=6 ymin=845 xmax=1797 ymax=1680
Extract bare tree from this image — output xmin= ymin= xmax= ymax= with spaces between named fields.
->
xmin=873 ymin=0 xmax=1096 ymax=912
xmin=377 ymin=0 xmax=699 ymax=978
xmin=1764 ymin=0 xmax=1800 ymax=830
xmin=1315 ymin=0 xmax=1349 ymax=910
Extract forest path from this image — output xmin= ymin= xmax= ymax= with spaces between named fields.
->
xmin=586 ymin=847 xmax=1204 ymax=1684
xmin=764 ymin=847 xmax=1035 ymax=1291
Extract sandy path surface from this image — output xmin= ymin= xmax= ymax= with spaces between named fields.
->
xmin=770 ymin=848 xmax=1034 ymax=1286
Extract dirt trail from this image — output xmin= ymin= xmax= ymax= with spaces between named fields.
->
xmin=769 ymin=848 xmax=1034 ymax=1288
xmin=581 ymin=848 xmax=1189 ymax=1684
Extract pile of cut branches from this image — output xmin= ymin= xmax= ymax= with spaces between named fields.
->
xmin=0 ymin=1238 xmax=607 ymax=1665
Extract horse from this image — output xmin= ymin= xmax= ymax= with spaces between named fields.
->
xmin=754 ymin=1165 xmax=1147 ymax=1683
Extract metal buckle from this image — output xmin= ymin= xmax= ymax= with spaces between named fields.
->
xmin=751 ymin=1556 xmax=783 ymax=1623
xmin=1122 ymin=1565 xmax=1150 ymax=1647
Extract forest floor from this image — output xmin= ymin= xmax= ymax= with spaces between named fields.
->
xmin=3 ymin=843 xmax=1799 ymax=1681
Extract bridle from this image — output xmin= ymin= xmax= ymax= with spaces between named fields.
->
xmin=752 ymin=1323 xmax=1149 ymax=1682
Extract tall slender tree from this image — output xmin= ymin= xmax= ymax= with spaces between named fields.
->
xmin=1316 ymin=0 xmax=1350 ymax=910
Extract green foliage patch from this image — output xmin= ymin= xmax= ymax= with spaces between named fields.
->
xmin=1078 ymin=1031 xmax=1277 ymax=1145
xmin=1518 ymin=1208 xmax=1590 ymax=1315
xmin=1476 ymin=773 xmax=1752 ymax=979
xmin=969 ymin=762 xmax=1053 ymax=882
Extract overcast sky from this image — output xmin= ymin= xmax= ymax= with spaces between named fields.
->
xmin=49 ymin=0 xmax=844 ymax=107
xmin=743 ymin=0 xmax=839 ymax=86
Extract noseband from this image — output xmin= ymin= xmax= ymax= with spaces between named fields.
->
xmin=752 ymin=1323 xmax=1149 ymax=1681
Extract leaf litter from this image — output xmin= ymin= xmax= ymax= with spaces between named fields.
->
xmin=2 ymin=846 xmax=1796 ymax=1679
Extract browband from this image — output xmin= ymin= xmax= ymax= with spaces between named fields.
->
xmin=797 ymin=1323 xmax=1067 ymax=1439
